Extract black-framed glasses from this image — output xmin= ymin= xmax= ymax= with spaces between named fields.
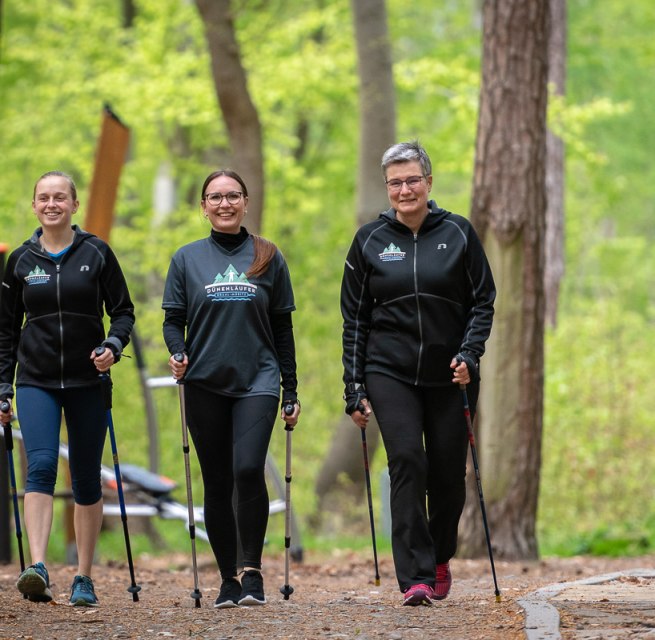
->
xmin=204 ymin=191 xmax=243 ymax=206
xmin=385 ymin=176 xmax=425 ymax=191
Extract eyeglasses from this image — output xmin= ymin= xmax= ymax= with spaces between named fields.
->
xmin=385 ymin=176 xmax=425 ymax=191
xmin=204 ymin=191 xmax=243 ymax=206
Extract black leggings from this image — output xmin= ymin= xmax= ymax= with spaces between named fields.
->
xmin=366 ymin=372 xmax=478 ymax=591
xmin=184 ymin=384 xmax=278 ymax=579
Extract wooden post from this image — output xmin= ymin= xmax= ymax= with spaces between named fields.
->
xmin=84 ymin=105 xmax=130 ymax=241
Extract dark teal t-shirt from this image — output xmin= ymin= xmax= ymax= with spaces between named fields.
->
xmin=162 ymin=235 xmax=295 ymax=398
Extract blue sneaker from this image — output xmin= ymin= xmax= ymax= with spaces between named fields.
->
xmin=16 ymin=562 xmax=53 ymax=602
xmin=69 ymin=575 xmax=99 ymax=607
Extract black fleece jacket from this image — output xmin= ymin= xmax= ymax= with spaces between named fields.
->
xmin=341 ymin=201 xmax=495 ymax=389
xmin=0 ymin=226 xmax=135 ymax=399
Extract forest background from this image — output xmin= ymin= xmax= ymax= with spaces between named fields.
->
xmin=0 ymin=0 xmax=653 ymax=564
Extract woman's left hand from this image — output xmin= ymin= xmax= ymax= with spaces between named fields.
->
xmin=450 ymin=357 xmax=471 ymax=386
xmin=281 ymin=402 xmax=300 ymax=428
xmin=91 ymin=347 xmax=115 ymax=373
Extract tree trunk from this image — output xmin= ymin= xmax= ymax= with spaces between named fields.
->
xmin=195 ymin=0 xmax=264 ymax=233
xmin=459 ymin=0 xmax=550 ymax=560
xmin=350 ymin=0 xmax=397 ymax=226
xmin=121 ymin=0 xmax=136 ymax=28
xmin=544 ymin=0 xmax=566 ymax=328
xmin=314 ymin=0 xmax=395 ymax=519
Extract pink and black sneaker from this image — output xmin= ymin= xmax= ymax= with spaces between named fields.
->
xmin=402 ymin=583 xmax=434 ymax=606
xmin=433 ymin=563 xmax=452 ymax=600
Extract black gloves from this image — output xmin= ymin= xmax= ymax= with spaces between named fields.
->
xmin=344 ymin=382 xmax=367 ymax=415
xmin=455 ymin=351 xmax=480 ymax=383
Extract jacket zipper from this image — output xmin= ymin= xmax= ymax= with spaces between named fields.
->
xmin=413 ymin=233 xmax=424 ymax=385
xmin=56 ymin=263 xmax=64 ymax=388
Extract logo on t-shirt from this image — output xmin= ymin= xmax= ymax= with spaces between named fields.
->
xmin=379 ymin=243 xmax=406 ymax=262
xmin=24 ymin=266 xmax=51 ymax=286
xmin=205 ymin=265 xmax=257 ymax=302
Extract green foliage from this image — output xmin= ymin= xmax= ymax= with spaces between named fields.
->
xmin=535 ymin=0 xmax=655 ymax=557
xmin=2 ymin=0 xmax=654 ymax=562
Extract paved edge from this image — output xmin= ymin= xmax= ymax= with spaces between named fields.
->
xmin=518 ymin=568 xmax=655 ymax=640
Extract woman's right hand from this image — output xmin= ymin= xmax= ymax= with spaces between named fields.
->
xmin=169 ymin=353 xmax=188 ymax=380
xmin=350 ymin=398 xmax=372 ymax=429
xmin=0 ymin=399 xmax=13 ymax=425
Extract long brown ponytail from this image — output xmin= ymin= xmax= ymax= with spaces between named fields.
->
xmin=247 ymin=235 xmax=277 ymax=278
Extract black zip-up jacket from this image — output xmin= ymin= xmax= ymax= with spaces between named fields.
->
xmin=341 ymin=201 xmax=495 ymax=389
xmin=0 ymin=226 xmax=135 ymax=399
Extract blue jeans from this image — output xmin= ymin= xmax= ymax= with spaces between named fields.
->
xmin=16 ymin=385 xmax=107 ymax=505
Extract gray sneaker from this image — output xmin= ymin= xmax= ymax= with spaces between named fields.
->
xmin=69 ymin=575 xmax=99 ymax=607
xmin=16 ymin=562 xmax=53 ymax=603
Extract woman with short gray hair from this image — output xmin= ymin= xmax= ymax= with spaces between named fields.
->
xmin=341 ymin=141 xmax=495 ymax=606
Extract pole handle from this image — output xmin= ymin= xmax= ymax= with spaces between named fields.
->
xmin=172 ymin=353 xmax=185 ymax=385
xmin=0 ymin=401 xmax=10 ymax=414
xmin=94 ymin=350 xmax=113 ymax=410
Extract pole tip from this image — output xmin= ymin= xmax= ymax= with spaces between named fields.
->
xmin=279 ymin=584 xmax=294 ymax=599
xmin=495 ymin=594 xmax=502 ymax=603
xmin=127 ymin=584 xmax=141 ymax=602
xmin=375 ymin=578 xmax=380 ymax=586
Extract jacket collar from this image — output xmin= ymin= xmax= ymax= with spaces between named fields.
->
xmin=379 ymin=200 xmax=448 ymax=232
xmin=26 ymin=225 xmax=95 ymax=253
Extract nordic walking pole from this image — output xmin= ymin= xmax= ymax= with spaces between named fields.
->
xmin=173 ymin=353 xmax=202 ymax=608
xmin=457 ymin=378 xmax=501 ymax=602
xmin=279 ymin=402 xmax=295 ymax=600
xmin=359 ymin=404 xmax=380 ymax=587
xmin=96 ymin=348 xmax=141 ymax=602
xmin=1 ymin=401 xmax=27 ymax=597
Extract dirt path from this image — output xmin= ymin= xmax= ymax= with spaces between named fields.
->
xmin=1 ymin=552 xmax=653 ymax=639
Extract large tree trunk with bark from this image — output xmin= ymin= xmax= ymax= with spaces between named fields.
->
xmin=313 ymin=0 xmax=396 ymax=522
xmin=195 ymin=0 xmax=264 ymax=233
xmin=458 ymin=0 xmax=550 ymax=560
xmin=545 ymin=0 xmax=566 ymax=328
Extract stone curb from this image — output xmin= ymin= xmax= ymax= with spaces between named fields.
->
xmin=518 ymin=568 xmax=655 ymax=640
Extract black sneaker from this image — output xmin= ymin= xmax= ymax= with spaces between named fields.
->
xmin=238 ymin=570 xmax=266 ymax=606
xmin=16 ymin=562 xmax=53 ymax=603
xmin=214 ymin=577 xmax=241 ymax=609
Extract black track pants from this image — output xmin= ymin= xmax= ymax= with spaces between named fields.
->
xmin=184 ymin=384 xmax=278 ymax=579
xmin=366 ymin=372 xmax=478 ymax=591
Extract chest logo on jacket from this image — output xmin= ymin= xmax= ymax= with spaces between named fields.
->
xmin=379 ymin=243 xmax=406 ymax=262
xmin=24 ymin=265 xmax=51 ymax=286
xmin=204 ymin=264 xmax=257 ymax=302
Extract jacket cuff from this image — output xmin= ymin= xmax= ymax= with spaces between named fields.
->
xmin=102 ymin=337 xmax=123 ymax=362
